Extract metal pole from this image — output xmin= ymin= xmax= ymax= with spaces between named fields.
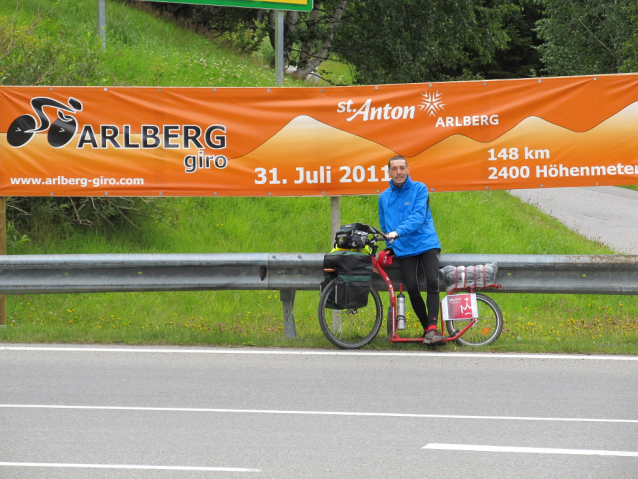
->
xmin=330 ymin=196 xmax=340 ymax=247
xmin=0 ymin=197 xmax=5 ymax=327
xmin=274 ymin=10 xmax=284 ymax=86
xmin=98 ymin=0 xmax=106 ymax=49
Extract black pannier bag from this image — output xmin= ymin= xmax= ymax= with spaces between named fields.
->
xmin=320 ymin=250 xmax=373 ymax=309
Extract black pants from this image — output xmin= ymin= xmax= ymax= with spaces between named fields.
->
xmin=397 ymin=248 xmax=440 ymax=332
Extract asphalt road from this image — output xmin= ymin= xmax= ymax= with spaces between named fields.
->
xmin=509 ymin=186 xmax=638 ymax=254
xmin=1 ymin=345 xmax=638 ymax=478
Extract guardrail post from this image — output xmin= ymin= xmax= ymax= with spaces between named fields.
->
xmin=279 ymin=289 xmax=296 ymax=338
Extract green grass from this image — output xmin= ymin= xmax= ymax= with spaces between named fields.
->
xmin=0 ymin=0 xmax=309 ymax=87
xmin=1 ymin=1 xmax=637 ymax=354
xmin=315 ymin=57 xmax=355 ymax=86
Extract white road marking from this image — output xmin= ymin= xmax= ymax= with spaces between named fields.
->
xmin=1 ymin=345 xmax=637 ymax=361
xmin=424 ymin=443 xmax=638 ymax=457
xmin=0 ymin=462 xmax=260 ymax=472
xmin=2 ymin=404 xmax=636 ymax=424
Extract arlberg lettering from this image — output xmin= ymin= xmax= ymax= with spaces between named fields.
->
xmin=435 ymin=115 xmax=499 ymax=127
xmin=76 ymin=124 xmax=227 ymax=150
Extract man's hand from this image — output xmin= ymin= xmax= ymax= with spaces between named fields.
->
xmin=385 ymin=231 xmax=399 ymax=244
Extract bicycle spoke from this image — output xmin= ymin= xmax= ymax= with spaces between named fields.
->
xmin=318 ymin=279 xmax=383 ymax=349
xmin=445 ymin=293 xmax=503 ymax=346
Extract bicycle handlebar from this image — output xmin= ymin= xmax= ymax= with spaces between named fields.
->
xmin=354 ymin=224 xmax=389 ymax=252
xmin=370 ymin=234 xmax=387 ymax=244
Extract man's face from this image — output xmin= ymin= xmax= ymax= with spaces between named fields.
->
xmin=389 ymin=159 xmax=409 ymax=186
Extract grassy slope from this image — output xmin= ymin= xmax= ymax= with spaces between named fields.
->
xmin=1 ymin=0 xmax=636 ymax=353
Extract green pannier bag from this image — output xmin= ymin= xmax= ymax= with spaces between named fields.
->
xmin=320 ymin=250 xmax=372 ymax=309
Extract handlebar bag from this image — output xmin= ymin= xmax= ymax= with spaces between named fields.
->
xmin=334 ymin=223 xmax=372 ymax=250
xmin=320 ymin=251 xmax=372 ymax=309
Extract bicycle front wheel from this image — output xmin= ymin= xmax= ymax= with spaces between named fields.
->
xmin=445 ymin=293 xmax=503 ymax=347
xmin=318 ymin=278 xmax=383 ymax=349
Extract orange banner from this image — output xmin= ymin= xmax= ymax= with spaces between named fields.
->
xmin=2 ymin=74 xmax=638 ymax=197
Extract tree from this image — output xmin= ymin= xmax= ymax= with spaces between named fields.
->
xmin=535 ymin=0 xmax=635 ymax=76
xmin=472 ymin=0 xmax=543 ymax=79
xmin=137 ymin=0 xmax=545 ymax=84
xmin=621 ymin=2 xmax=638 ymax=72
xmin=271 ymin=0 xmax=349 ymax=79
xmin=332 ymin=0 xmax=515 ymax=85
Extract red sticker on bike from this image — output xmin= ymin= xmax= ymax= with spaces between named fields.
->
xmin=442 ymin=294 xmax=478 ymax=321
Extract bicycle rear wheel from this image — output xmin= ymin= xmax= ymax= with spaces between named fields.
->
xmin=318 ymin=278 xmax=383 ymax=349
xmin=445 ymin=293 xmax=503 ymax=346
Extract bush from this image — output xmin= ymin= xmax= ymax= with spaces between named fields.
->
xmin=7 ymin=197 xmax=174 ymax=229
xmin=0 ymin=12 xmax=103 ymax=85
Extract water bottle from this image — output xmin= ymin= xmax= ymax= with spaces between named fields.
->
xmin=396 ymin=284 xmax=406 ymax=330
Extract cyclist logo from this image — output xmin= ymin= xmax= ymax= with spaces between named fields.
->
xmin=7 ymin=96 xmax=83 ymax=149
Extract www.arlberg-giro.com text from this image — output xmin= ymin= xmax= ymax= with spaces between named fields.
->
xmin=9 ymin=176 xmax=145 ymax=188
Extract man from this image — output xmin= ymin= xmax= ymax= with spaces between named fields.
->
xmin=378 ymin=155 xmax=444 ymax=345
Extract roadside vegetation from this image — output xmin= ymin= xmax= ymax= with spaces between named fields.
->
xmin=0 ymin=0 xmax=636 ymax=354
xmin=3 ymin=193 xmax=636 ymax=355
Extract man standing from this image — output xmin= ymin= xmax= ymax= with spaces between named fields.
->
xmin=378 ymin=155 xmax=444 ymax=344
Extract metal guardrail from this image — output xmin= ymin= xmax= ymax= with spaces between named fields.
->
xmin=0 ymin=253 xmax=636 ymax=337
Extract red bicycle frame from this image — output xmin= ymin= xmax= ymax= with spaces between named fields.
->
xmin=372 ymin=254 xmax=477 ymax=343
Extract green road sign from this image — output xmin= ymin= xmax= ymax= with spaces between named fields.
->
xmin=143 ymin=0 xmax=313 ymax=12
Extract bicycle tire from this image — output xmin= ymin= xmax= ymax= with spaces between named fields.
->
xmin=318 ymin=278 xmax=383 ymax=349
xmin=444 ymin=292 xmax=503 ymax=347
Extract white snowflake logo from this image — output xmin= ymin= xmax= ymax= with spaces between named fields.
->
xmin=420 ymin=91 xmax=445 ymax=117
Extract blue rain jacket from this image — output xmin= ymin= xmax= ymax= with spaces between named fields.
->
xmin=378 ymin=176 xmax=441 ymax=258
